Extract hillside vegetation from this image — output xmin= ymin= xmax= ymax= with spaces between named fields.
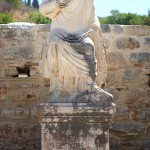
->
xmin=0 ymin=0 xmax=149 ymax=26
xmin=0 ymin=0 xmax=51 ymax=24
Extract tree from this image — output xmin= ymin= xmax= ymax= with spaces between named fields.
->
xmin=32 ymin=0 xmax=39 ymax=9
xmin=0 ymin=1 xmax=11 ymax=12
xmin=27 ymin=0 xmax=31 ymax=6
xmin=4 ymin=0 xmax=22 ymax=9
xmin=144 ymin=10 xmax=150 ymax=25
xmin=100 ymin=10 xmax=149 ymax=26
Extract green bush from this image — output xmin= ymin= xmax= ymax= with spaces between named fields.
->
xmin=100 ymin=10 xmax=149 ymax=26
xmin=0 ymin=13 xmax=14 ymax=24
xmin=28 ymin=11 xmax=51 ymax=24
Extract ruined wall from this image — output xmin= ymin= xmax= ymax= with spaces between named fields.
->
xmin=0 ymin=23 xmax=149 ymax=150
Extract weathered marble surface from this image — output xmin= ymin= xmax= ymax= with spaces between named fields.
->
xmin=39 ymin=0 xmax=107 ymax=96
xmin=37 ymin=102 xmax=116 ymax=150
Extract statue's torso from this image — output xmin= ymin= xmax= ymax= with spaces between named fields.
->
xmin=51 ymin=0 xmax=96 ymax=34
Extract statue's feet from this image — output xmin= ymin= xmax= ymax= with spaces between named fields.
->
xmin=74 ymin=83 xmax=113 ymax=105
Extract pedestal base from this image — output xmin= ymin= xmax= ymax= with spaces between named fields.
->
xmin=37 ymin=103 xmax=116 ymax=150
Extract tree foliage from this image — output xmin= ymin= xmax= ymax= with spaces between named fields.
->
xmin=28 ymin=11 xmax=51 ymax=24
xmin=0 ymin=13 xmax=14 ymax=24
xmin=27 ymin=0 xmax=31 ymax=6
xmin=100 ymin=10 xmax=150 ymax=26
xmin=32 ymin=0 xmax=39 ymax=9
xmin=4 ymin=0 xmax=22 ymax=9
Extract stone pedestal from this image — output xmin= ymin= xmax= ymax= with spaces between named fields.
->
xmin=37 ymin=102 xmax=116 ymax=150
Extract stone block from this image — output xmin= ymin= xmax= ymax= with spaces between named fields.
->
xmin=1 ymin=107 xmax=14 ymax=118
xmin=130 ymin=52 xmax=150 ymax=63
xmin=14 ymin=106 xmax=30 ymax=119
xmin=4 ymin=67 xmax=19 ymax=77
xmin=0 ymin=40 xmax=5 ymax=49
xmin=105 ymin=74 xmax=117 ymax=86
xmin=144 ymin=37 xmax=150 ymax=46
xmin=2 ymin=45 xmax=34 ymax=60
xmin=0 ymin=123 xmax=41 ymax=150
xmin=8 ymin=23 xmax=38 ymax=41
xmin=0 ymin=85 xmax=7 ymax=100
xmin=135 ymin=140 xmax=150 ymax=150
xmin=138 ymin=108 xmax=150 ymax=121
xmin=110 ymin=138 xmax=121 ymax=150
xmin=111 ymin=123 xmax=142 ymax=133
xmin=0 ymin=85 xmax=7 ymax=95
xmin=123 ymin=68 xmax=139 ymax=80
xmin=116 ymin=108 xmax=129 ymax=117
xmin=101 ymin=24 xmax=111 ymax=33
xmin=106 ymin=52 xmax=126 ymax=66
xmin=37 ymin=24 xmax=51 ymax=32
xmin=37 ymin=103 xmax=116 ymax=150
xmin=10 ymin=91 xmax=40 ymax=102
xmin=122 ymin=25 xmax=150 ymax=36
xmin=116 ymin=37 xmax=140 ymax=49
xmin=110 ymin=25 xmax=123 ymax=33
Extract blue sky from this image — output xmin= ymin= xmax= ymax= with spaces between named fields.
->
xmin=38 ymin=0 xmax=149 ymax=17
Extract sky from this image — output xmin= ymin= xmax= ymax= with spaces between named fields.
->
xmin=38 ymin=0 xmax=150 ymax=17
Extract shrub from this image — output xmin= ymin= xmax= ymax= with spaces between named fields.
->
xmin=0 ymin=13 xmax=14 ymax=24
xmin=28 ymin=11 xmax=51 ymax=24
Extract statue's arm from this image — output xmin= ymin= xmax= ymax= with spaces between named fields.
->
xmin=39 ymin=0 xmax=74 ymax=18
xmin=39 ymin=0 xmax=58 ymax=18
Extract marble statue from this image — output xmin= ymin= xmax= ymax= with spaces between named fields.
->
xmin=39 ymin=0 xmax=113 ymax=102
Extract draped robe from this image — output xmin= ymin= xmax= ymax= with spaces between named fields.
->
xmin=39 ymin=0 xmax=107 ymax=93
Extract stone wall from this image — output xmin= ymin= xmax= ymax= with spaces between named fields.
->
xmin=0 ymin=23 xmax=149 ymax=150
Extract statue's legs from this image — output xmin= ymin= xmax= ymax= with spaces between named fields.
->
xmin=48 ymin=37 xmax=113 ymax=103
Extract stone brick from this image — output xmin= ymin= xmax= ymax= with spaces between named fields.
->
xmin=110 ymin=25 xmax=123 ymax=33
xmin=0 ymin=40 xmax=5 ymax=49
xmin=37 ymin=24 xmax=51 ymax=32
xmin=116 ymin=37 xmax=140 ymax=49
xmin=122 ymin=25 xmax=150 ymax=36
xmin=123 ymin=68 xmax=139 ymax=80
xmin=1 ymin=107 xmax=14 ymax=118
xmin=138 ymin=108 xmax=150 ymax=121
xmin=8 ymin=23 xmax=38 ymax=41
xmin=0 ymin=85 xmax=7 ymax=95
xmin=101 ymin=24 xmax=110 ymax=33
xmin=0 ymin=85 xmax=7 ymax=100
xmin=4 ymin=67 xmax=19 ymax=77
xmin=110 ymin=138 xmax=121 ymax=150
xmin=106 ymin=52 xmax=126 ymax=65
xmin=116 ymin=108 xmax=129 ymax=117
xmin=126 ymin=89 xmax=149 ymax=103
xmin=2 ymin=45 xmax=34 ymax=60
xmin=144 ymin=37 xmax=150 ymax=46
xmin=106 ymin=73 xmax=117 ymax=84
xmin=14 ymin=106 xmax=29 ymax=119
xmin=0 ymin=123 xmax=41 ymax=150
xmin=10 ymin=91 xmax=41 ymax=102
xmin=130 ymin=52 xmax=150 ymax=63
xmin=135 ymin=141 xmax=150 ymax=150
xmin=111 ymin=123 xmax=142 ymax=133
